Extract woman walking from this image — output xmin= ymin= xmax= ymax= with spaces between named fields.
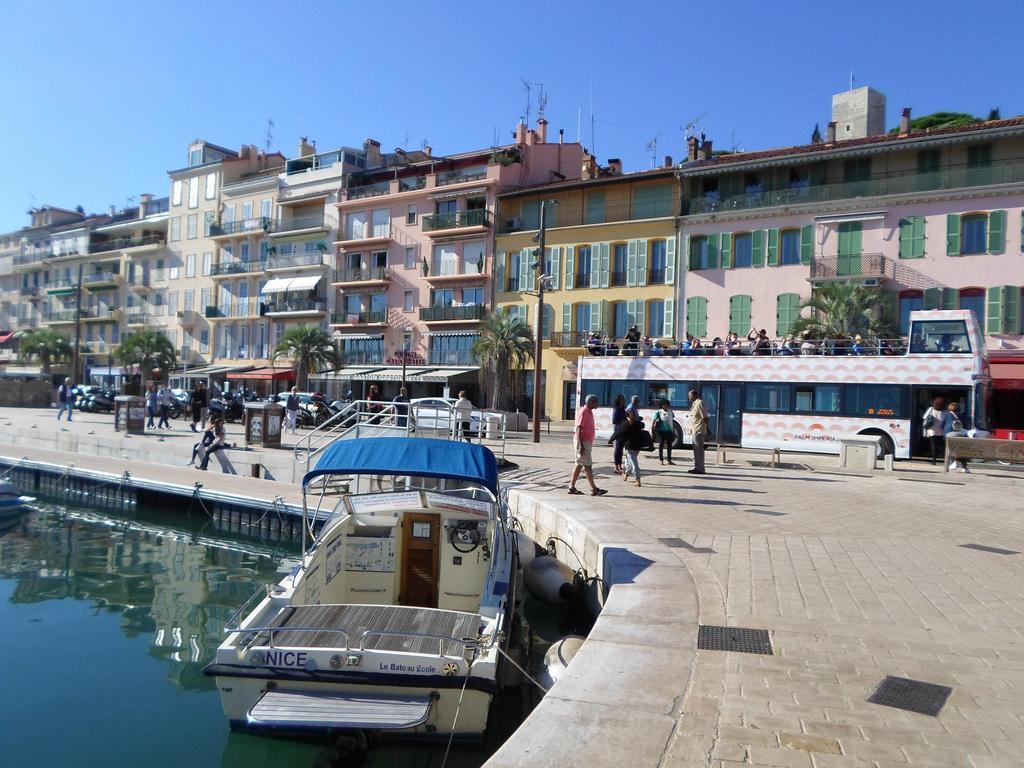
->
xmin=610 ymin=394 xmax=627 ymax=474
xmin=145 ymin=384 xmax=158 ymax=430
xmin=922 ymin=396 xmax=947 ymax=465
xmin=652 ymin=399 xmax=676 ymax=465
xmin=611 ymin=409 xmax=646 ymax=487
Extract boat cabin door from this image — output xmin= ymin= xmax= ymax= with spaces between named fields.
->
xmin=401 ymin=513 xmax=440 ymax=608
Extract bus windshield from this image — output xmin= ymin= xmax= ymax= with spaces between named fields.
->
xmin=909 ymin=320 xmax=971 ymax=354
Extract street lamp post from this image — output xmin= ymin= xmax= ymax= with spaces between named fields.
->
xmin=531 ymin=200 xmax=555 ymax=444
xmin=71 ymin=260 xmax=84 ymax=385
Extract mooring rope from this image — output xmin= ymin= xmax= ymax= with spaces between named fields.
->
xmin=0 ymin=457 xmax=28 ymax=481
xmin=495 ymin=644 xmax=549 ymax=693
xmin=190 ymin=482 xmax=214 ymax=518
xmin=440 ymin=657 xmax=476 ymax=768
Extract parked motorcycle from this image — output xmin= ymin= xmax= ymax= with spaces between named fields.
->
xmin=209 ymin=394 xmax=245 ymax=423
xmin=81 ymin=389 xmax=116 ymax=414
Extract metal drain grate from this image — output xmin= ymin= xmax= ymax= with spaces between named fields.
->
xmin=658 ymin=537 xmax=715 ymax=554
xmin=697 ymin=625 xmax=773 ymax=655
xmin=868 ymin=676 xmax=952 ymax=716
xmin=960 ymin=543 xmax=1020 ymax=556
xmin=746 ymin=508 xmax=786 ymax=516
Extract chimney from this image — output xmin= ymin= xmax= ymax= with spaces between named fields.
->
xmin=687 ymin=136 xmax=699 ymax=161
xmin=699 ymin=139 xmax=713 ymax=161
xmin=514 ymin=121 xmax=527 ymax=145
xmin=139 ymin=193 xmax=153 ymax=216
xmin=423 ymin=145 xmax=432 ymax=157
xmin=826 ymin=121 xmax=837 ymax=143
xmin=298 ymin=137 xmax=316 ymax=158
xmin=607 ymin=158 xmax=622 ymax=175
xmin=536 ymin=117 xmax=548 ymax=144
xmin=559 ymin=128 xmax=564 ymax=144
xmin=363 ymin=138 xmax=382 ymax=167
xmin=664 ymin=155 xmax=673 ymax=168
xmin=581 ymin=154 xmax=597 ymax=180
xmin=109 ymin=205 xmax=117 ymax=217
xmin=899 ymin=107 xmax=912 ymax=136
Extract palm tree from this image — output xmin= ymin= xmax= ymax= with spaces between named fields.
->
xmin=271 ymin=326 xmax=337 ymax=390
xmin=19 ymin=329 xmax=72 ymax=373
xmin=790 ymin=283 xmax=897 ymax=340
xmin=116 ymin=330 xmax=177 ymax=382
xmin=473 ymin=310 xmax=535 ymax=410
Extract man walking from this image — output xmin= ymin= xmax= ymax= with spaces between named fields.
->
xmin=190 ymin=381 xmax=207 ymax=432
xmin=568 ymin=394 xmax=608 ymax=497
xmin=284 ymin=386 xmax=299 ymax=434
xmin=688 ymin=388 xmax=707 ymax=475
xmin=56 ymin=378 xmax=73 ymax=421
xmin=393 ymin=386 xmax=410 ymax=429
xmin=157 ymin=384 xmax=173 ymax=429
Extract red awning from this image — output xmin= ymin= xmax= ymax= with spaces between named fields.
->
xmin=990 ymin=358 xmax=1024 ymax=389
xmin=226 ymin=367 xmax=294 ymax=382
xmin=0 ymin=332 xmax=15 ymax=344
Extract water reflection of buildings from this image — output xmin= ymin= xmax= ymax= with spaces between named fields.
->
xmin=0 ymin=507 xmax=291 ymax=691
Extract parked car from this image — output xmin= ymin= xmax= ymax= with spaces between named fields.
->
xmin=410 ymin=397 xmax=483 ymax=434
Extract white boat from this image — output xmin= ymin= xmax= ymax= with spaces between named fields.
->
xmin=206 ymin=437 xmax=518 ymax=740
xmin=0 ymin=480 xmax=34 ymax=526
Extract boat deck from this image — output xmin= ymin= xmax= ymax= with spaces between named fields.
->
xmin=245 ymin=603 xmax=481 ymax=657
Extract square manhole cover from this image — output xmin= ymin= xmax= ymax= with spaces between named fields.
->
xmin=868 ymin=676 xmax=952 ymax=716
xmin=960 ymin=543 xmax=1020 ymax=556
xmin=697 ymin=625 xmax=773 ymax=655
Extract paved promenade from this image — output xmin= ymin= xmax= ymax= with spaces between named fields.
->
xmin=3 ymin=406 xmax=1024 ymax=766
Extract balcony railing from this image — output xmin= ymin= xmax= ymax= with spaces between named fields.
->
xmin=82 ymin=271 xmax=120 ymax=286
xmin=266 ymin=252 xmax=328 ymax=269
xmin=125 ymin=312 xmax=151 ymax=325
xmin=685 ymin=160 xmax=1024 ymax=215
xmin=332 ymin=310 xmax=387 ymax=324
xmin=271 ymin=214 xmax=330 ymax=234
xmin=436 ymin=167 xmax=487 ymax=186
xmin=335 ymin=266 xmax=389 ymax=283
xmin=88 ymin=234 xmax=166 ymax=254
xmin=399 ymin=176 xmax=426 ymax=192
xmin=338 ymin=350 xmax=386 ymax=365
xmin=47 ymin=278 xmax=78 ymax=291
xmin=13 ymin=252 xmax=49 ymax=266
xmin=809 ymin=253 xmax=890 ymax=281
xmin=42 ymin=309 xmax=79 ymax=323
xmin=263 ymin=298 xmax=327 ymax=314
xmin=421 ymin=209 xmax=491 ymax=232
xmin=205 ymin=306 xmax=226 ymax=318
xmin=209 ymin=218 xmax=272 ymax=236
xmin=21 ymin=285 xmax=40 ymax=297
xmin=550 ymin=331 xmax=590 ymax=348
xmin=346 ymin=181 xmax=391 ymax=200
xmin=611 ymin=271 xmax=628 ymax=287
xmin=419 ymin=304 xmax=485 ymax=322
xmin=210 ymin=260 xmax=265 ymax=276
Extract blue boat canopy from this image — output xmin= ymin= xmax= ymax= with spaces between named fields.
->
xmin=304 ymin=437 xmax=499 ymax=497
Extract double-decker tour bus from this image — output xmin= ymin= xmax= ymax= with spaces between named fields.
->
xmin=577 ymin=310 xmax=990 ymax=459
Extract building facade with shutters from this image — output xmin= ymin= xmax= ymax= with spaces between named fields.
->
xmin=494 ymin=164 xmax=681 ymax=420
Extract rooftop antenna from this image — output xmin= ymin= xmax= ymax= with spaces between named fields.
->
xmin=850 ymin=71 xmax=854 ymax=90
xmin=521 ymin=78 xmax=532 ymax=126
xmin=265 ymin=118 xmax=275 ymax=153
xmin=536 ymin=84 xmax=547 ymax=122
xmin=730 ymin=131 xmax=742 ymax=152
xmin=646 ymin=136 xmax=659 ymax=168
xmin=682 ymin=110 xmax=709 ymax=140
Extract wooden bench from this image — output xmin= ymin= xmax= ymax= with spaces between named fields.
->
xmin=715 ymin=446 xmax=782 ymax=468
xmin=945 ymin=436 xmax=1024 ymax=472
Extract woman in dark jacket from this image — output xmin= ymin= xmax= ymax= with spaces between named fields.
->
xmin=610 ymin=409 xmax=647 ymax=487
xmin=609 ymin=394 xmax=627 ymax=474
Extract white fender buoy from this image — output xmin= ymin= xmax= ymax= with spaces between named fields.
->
xmin=584 ymin=577 xmax=606 ymax=619
xmin=538 ymin=635 xmax=586 ymax=689
xmin=514 ymin=531 xmax=542 ymax=570
xmin=524 ymin=555 xmax=576 ymax=604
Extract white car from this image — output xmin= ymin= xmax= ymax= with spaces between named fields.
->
xmin=410 ymin=397 xmax=483 ymax=434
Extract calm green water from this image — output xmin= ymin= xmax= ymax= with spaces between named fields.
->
xmin=0 ymin=502 xmax=516 ymax=768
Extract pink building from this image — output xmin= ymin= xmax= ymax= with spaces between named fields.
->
xmin=677 ymin=111 xmax=1024 ymax=424
xmin=329 ymin=120 xmax=586 ymax=397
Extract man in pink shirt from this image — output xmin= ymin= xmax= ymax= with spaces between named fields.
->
xmin=569 ymin=394 xmax=608 ymax=496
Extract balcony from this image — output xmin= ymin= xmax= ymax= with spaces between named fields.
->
xmin=685 ymin=160 xmax=1024 ymax=216
xmin=809 ymin=253 xmax=890 ymax=283
xmin=268 ymin=214 xmax=330 ymax=236
xmin=265 ymin=252 xmax=328 ymax=270
xmin=262 ymin=298 xmax=327 ymax=316
xmin=177 ymin=309 xmax=202 ymax=326
xmin=88 ymin=234 xmax=166 ymax=254
xmin=83 ymin=308 xmax=119 ymax=322
xmin=42 ymin=309 xmax=80 ymax=324
xmin=209 ymin=260 xmax=266 ymax=277
xmin=13 ymin=252 xmax=49 ymax=268
xmin=425 ymin=263 xmax=487 ymax=284
xmin=611 ymin=271 xmax=628 ymax=287
xmin=435 ymin=166 xmax=487 ymax=186
xmin=550 ymin=331 xmax=590 ymax=348
xmin=421 ymin=209 xmax=491 ymax=235
xmin=82 ymin=271 xmax=122 ymax=289
xmin=333 ymin=266 xmax=390 ymax=285
xmin=331 ymin=310 xmax=387 ymax=325
xmin=47 ymin=279 xmax=79 ymax=295
xmin=125 ymin=312 xmax=152 ymax=326
xmin=209 ymin=218 xmax=271 ymax=238
xmin=344 ymin=181 xmax=391 ymax=200
xmin=17 ymin=316 xmax=39 ymax=328
xmin=22 ymin=285 xmax=43 ymax=300
xmin=337 ymin=350 xmax=386 ymax=366
xmin=335 ymin=227 xmax=392 ymax=249
xmin=205 ymin=306 xmax=226 ymax=319
xmin=419 ymin=304 xmax=485 ymax=322
xmin=129 ymin=276 xmax=152 ymax=291
xmin=399 ymin=176 xmax=426 ymax=193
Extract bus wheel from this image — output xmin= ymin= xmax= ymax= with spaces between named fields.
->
xmin=861 ymin=430 xmax=894 ymax=459
xmin=673 ymin=422 xmax=686 ymax=449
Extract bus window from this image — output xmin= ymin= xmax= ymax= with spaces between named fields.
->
xmin=909 ymin=320 xmax=970 ymax=354
xmin=579 ymin=380 xmax=610 ymax=407
xmin=846 ymin=384 xmax=904 ymax=419
xmin=745 ymin=383 xmax=791 ymax=412
xmin=609 ymin=380 xmax=644 ymax=405
xmin=647 ymin=381 xmax=692 ymax=407
xmin=795 ymin=384 xmax=841 ymax=413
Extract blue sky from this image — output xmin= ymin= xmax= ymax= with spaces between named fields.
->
xmin=0 ymin=0 xmax=1020 ymax=234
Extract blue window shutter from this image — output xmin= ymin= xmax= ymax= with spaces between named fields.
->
xmin=549 ymin=246 xmax=561 ymax=290
xmin=626 ymin=239 xmax=638 ymax=286
xmin=664 ymin=297 xmax=675 ymax=339
xmin=564 ymin=246 xmax=575 ymax=290
xmin=561 ymin=301 xmax=571 ymax=332
xmin=665 ymin=236 xmax=676 ymax=284
xmin=637 ymin=239 xmax=648 ymax=285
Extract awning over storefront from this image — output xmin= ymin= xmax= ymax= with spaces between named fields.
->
xmin=0 ymin=332 xmax=16 ymax=344
xmin=178 ymin=364 xmax=238 ymax=379
xmin=408 ymin=367 xmax=478 ymax=383
xmin=261 ymin=275 xmax=322 ymax=294
xmin=991 ymin=357 xmax=1024 ymax=390
xmin=88 ymin=366 xmax=125 ymax=378
xmin=226 ymin=367 xmax=294 ymax=381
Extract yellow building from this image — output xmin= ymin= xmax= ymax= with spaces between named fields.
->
xmin=494 ymin=166 xmax=680 ymax=420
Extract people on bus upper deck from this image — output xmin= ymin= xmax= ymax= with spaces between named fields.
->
xmin=641 ymin=336 xmax=653 ymax=356
xmin=748 ymin=328 xmax=771 ymax=356
xmin=800 ymin=332 xmax=817 ymax=355
xmin=726 ymin=332 xmax=742 ymax=355
xmin=586 ymin=331 xmax=604 ymax=356
xmin=624 ymin=325 xmax=641 ymax=355
xmin=851 ymin=334 xmax=868 ymax=356
xmin=691 ymin=337 xmax=705 ymax=355
xmin=605 ymin=337 xmax=620 ymax=356
xmin=776 ymin=335 xmax=794 ymax=356
xmin=651 ymin=341 xmax=666 ymax=356
xmin=830 ymin=333 xmax=851 ymax=356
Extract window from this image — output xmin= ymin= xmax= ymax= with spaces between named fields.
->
xmin=242 ymin=202 xmax=253 ymax=222
xmin=576 ymin=245 xmax=592 ymax=285
xmin=846 ymin=384 xmax=904 ymax=419
xmin=240 ymin=242 xmax=250 ymax=260
xmin=224 ymin=204 xmax=235 ymax=223
xmin=733 ymin=233 xmax=752 ymax=268
xmin=917 ymin=150 xmax=940 ymax=174
xmin=776 ymin=293 xmax=801 ymax=336
xmin=206 ymin=173 xmax=217 ymax=199
xmin=431 ymin=288 xmax=454 ymax=307
xmin=346 ymin=211 xmax=367 ymax=240
xmin=585 ymin=191 xmax=605 ymax=225
xmin=728 ymin=295 xmax=751 ymax=335
xmin=961 ymin=214 xmax=987 ymax=254
xmin=899 ymin=216 xmax=925 ymax=258
xmin=647 ymin=299 xmax=665 ymax=337
xmin=746 ymin=384 xmax=791 ymax=413
xmin=403 ymin=290 xmax=414 ymax=312
xmin=345 ymin=294 xmax=361 ymax=313
xmin=172 ymin=180 xmax=183 ymax=206
xmin=899 ymin=291 xmax=923 ymax=334
xmin=371 ymin=208 xmax=389 ymax=238
xmin=633 ymin=183 xmax=673 ymax=218
xmin=967 ymin=144 xmax=992 ymax=168
xmin=170 ymin=217 xmax=181 ymax=241
xmin=260 ymin=198 xmax=271 ymax=220
xmin=204 ymin=211 xmax=215 ymax=236
xmin=404 ymin=246 xmax=417 ymax=269
xmin=189 ymin=147 xmax=203 ymax=167
xmin=508 ymin=251 xmax=520 ymax=291
xmin=463 ymin=241 xmax=485 ymax=274
xmin=187 ymin=213 xmax=197 ymax=239
xmin=370 ymin=250 xmax=387 ymax=269
xmin=959 ymin=288 xmax=985 ymax=327
xmin=575 ymin=303 xmax=591 ymax=332
xmin=429 ymin=333 xmax=479 ymax=365
xmin=794 ymin=384 xmax=841 ymax=413
xmin=188 ymin=178 xmax=199 ymax=208
xmin=184 ymin=289 xmax=194 ymax=311
xmin=689 ymin=236 xmax=710 ymax=270
xmin=406 ymin=204 xmax=417 ymax=225
xmin=463 ymin=287 xmax=483 ymax=305
xmin=432 ymin=244 xmax=458 ymax=276
xmin=649 ymin=240 xmax=666 ymax=283
xmin=202 ymin=252 xmax=212 ymax=276
xmin=612 ymin=243 xmax=627 ymax=285
xmin=541 ymin=304 xmax=554 ymax=339
xmin=186 ymin=254 xmax=196 ymax=278
xmin=685 ymin=296 xmax=707 ymax=338
xmin=780 ymin=230 xmax=800 ymax=265
xmin=842 ymin=158 xmax=871 ymax=183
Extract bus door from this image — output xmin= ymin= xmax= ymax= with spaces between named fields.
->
xmin=702 ymin=383 xmax=742 ymax=446
xmin=563 ymin=382 xmax=577 ymax=420
xmin=910 ymin=385 xmax=971 ymax=457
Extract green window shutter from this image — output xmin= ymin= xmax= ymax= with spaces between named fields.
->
xmin=987 ymin=287 xmax=1004 ymax=334
xmin=549 ymin=246 xmax=561 ymax=290
xmin=495 ymin=251 xmax=505 ymax=291
xmin=707 ymin=233 xmax=720 ymax=270
xmin=751 ymin=230 xmax=765 ymax=267
xmin=589 ymin=244 xmax=601 ymax=289
xmin=923 ymin=288 xmax=940 ymax=310
xmin=899 ymin=218 xmax=913 ymax=258
xmin=766 ymin=228 xmax=779 ymax=266
xmin=519 ymin=248 xmax=532 ymax=291
xmin=775 ymin=293 xmax=800 ymax=336
xmin=564 ymin=246 xmax=575 ymax=290
xmin=664 ymin=297 xmax=675 ymax=340
xmin=687 ymin=235 xmax=696 ymax=270
xmin=636 ymin=239 xmax=648 ymax=285
xmin=721 ymin=233 xmax=733 ymax=269
xmin=800 ymin=224 xmax=813 ymax=264
xmin=599 ymin=243 xmax=611 ymax=288
xmin=1004 ymin=286 xmax=1021 ymax=334
xmin=665 ymin=236 xmax=676 ymax=284
xmin=561 ymin=301 xmax=572 ymax=332
xmin=600 ymin=299 xmax=609 ymax=332
xmin=988 ymin=209 xmax=1006 ymax=254
xmin=626 ymin=240 xmax=638 ymax=286
xmin=912 ymin=216 xmax=925 ymax=257
xmin=729 ymin=295 xmax=751 ymax=335
xmin=946 ymin=214 xmax=961 ymax=255
xmin=585 ymin=191 xmax=605 ymax=225
xmin=942 ymin=288 xmax=958 ymax=310
xmin=689 ymin=296 xmax=707 ymax=337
